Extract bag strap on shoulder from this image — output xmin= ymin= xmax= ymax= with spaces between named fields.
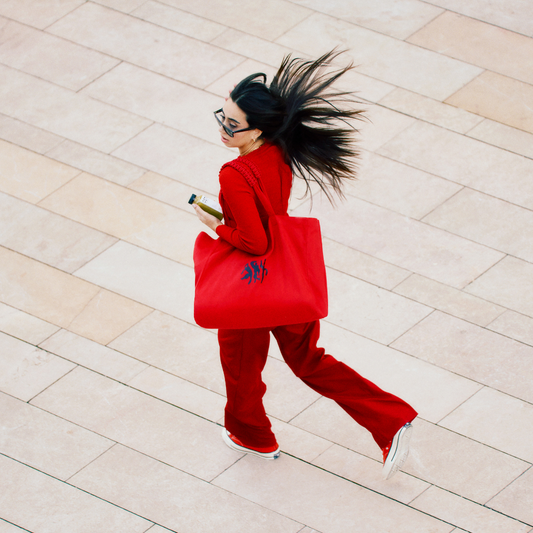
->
xmin=221 ymin=159 xmax=276 ymax=217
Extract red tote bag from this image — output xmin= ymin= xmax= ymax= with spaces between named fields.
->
xmin=193 ymin=159 xmax=328 ymax=330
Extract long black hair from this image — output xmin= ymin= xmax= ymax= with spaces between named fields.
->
xmin=230 ymin=50 xmax=364 ymax=201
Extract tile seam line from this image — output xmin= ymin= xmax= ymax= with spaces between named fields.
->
xmin=390 ymin=282 xmax=510 ymax=337
xmin=323 ymin=261 xmax=411 ymax=293
xmin=23 ymin=338 xmax=533 ymax=461
xmin=2 ymin=219 xmax=530 ymax=353
xmin=484 ymin=464 xmax=533 ymax=510
xmin=70 ymin=235 xmax=196 ymax=277
xmin=388 ymin=324 xmax=533 ymax=409
xmin=13 ymin=152 xmax=144 ymax=214
xmin=0 ymin=63 xmax=156 ymax=155
xmin=86 ymin=85 xmax=248 ymax=156
xmin=0 ymin=205 xmax=120 ymax=266
xmin=43 ymin=1 xmax=256 ymax=81
xmin=434 ymin=386 xmax=487 ymax=426
xmin=286 ymin=392 xmax=323 ymax=421
xmin=1 ymin=446 xmax=300 ymax=532
xmin=23 ymin=363 xmax=434 ymax=504
xmin=409 ymin=481 xmax=533 ymax=529
xmin=16 ymin=385 xmax=533 ymax=526
xmin=416 ymin=185 xmax=466 ymax=222
xmin=416 ymin=189 xmax=533 ymax=271
xmin=30 ymin=172 xmax=210 ymax=262
xmin=415 ymin=0 xmax=533 ymax=39
xmin=0 ymin=518 xmax=31 ymax=533
xmin=150 ymin=0 xmax=316 ymax=48
xmin=0 ymin=200 xmax=121 ymax=274
xmin=276 ymin=0 xmax=509 ymax=82
xmin=407 ymin=482 xmax=432 ymax=506
xmin=102 ymin=116 xmax=156 ymax=156
xmin=40 ymin=142 xmax=210 ymax=212
xmin=64 ymin=441 xmax=119 ymax=484
xmin=484 ymin=315 xmax=533 ymax=348
xmin=273 ymin=451 xmax=461 ymax=530
xmin=402 ymin=7 xmax=446 ymax=42
xmin=374 ymin=100 xmax=533 ymax=164
xmin=18 ymin=5 xmax=533 ymax=144
xmin=321 ymin=304 xmax=524 ymax=369
xmin=282 ymin=0 xmax=444 ymax=44
xmin=266 ymin=4 xmax=315 ymax=43
xmin=0 ymin=113 xmax=65 ymax=153
xmin=0 ymin=134 xmax=83 ymax=177
xmin=441 ymin=69 xmax=487 ymax=108
xmin=27 ymin=354 xmax=229 ymax=428
xmin=40 ymin=1 xmax=89 ymax=32
xmin=0 ymin=451 xmax=161 ymax=530
xmin=99 ymin=0 xmax=300 ymax=49
xmin=0 ymin=14 xmax=124 ymax=68
xmin=461 ymin=252 xmax=509 ymax=293
xmin=145 ymin=0 xmax=231 ymax=42
xmin=437 ymin=415 xmax=533 ymax=464
xmin=326 ymin=189 xmax=520 ymax=272
xmin=0 ymin=301 xmax=60 ymax=345
xmin=320 ymin=307 xmax=431 ymax=349
xmin=74 ymin=59 xmax=124 ymax=94
xmin=0 ymin=2 xmax=83 ymax=31
xmin=29 ymin=340 xmax=227 ymax=417
xmin=342 ymin=166 xmax=530 ymax=230
xmin=405 ymin=13 xmax=533 ymax=73
xmin=102 ymin=308 xmax=157 ymax=348
xmin=307 ymin=311 xmax=533 ymax=408
xmin=322 ymin=235 xmax=411 ymax=283
xmin=0 ymin=242 xmax=166 ymax=327
xmin=206 ymin=456 xmax=307 ymax=525
xmin=345 ymin=178 xmax=533 ymax=251
xmin=330 ymin=268 xmax=530 ymax=349
xmin=26 ymin=363 xmax=79 ymax=405
xmin=6 ymin=389 xmax=532 ymax=521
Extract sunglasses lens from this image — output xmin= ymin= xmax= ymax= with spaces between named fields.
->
xmin=215 ymin=111 xmax=234 ymax=137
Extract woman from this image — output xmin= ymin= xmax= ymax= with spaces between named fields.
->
xmin=192 ymin=51 xmax=417 ymax=480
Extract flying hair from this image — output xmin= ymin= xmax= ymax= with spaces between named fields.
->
xmin=230 ymin=50 xmax=365 ymax=202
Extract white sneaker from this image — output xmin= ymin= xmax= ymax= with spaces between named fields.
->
xmin=221 ymin=428 xmax=281 ymax=460
xmin=382 ymin=423 xmax=413 ymax=480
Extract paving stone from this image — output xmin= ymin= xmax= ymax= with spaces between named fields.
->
xmin=2 ymin=1 xmax=533 ymax=531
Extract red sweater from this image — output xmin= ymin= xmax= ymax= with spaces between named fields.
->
xmin=215 ymin=142 xmax=292 ymax=255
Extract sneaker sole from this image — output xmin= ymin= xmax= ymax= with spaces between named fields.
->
xmin=383 ymin=423 xmax=412 ymax=480
xmin=221 ymin=428 xmax=280 ymax=460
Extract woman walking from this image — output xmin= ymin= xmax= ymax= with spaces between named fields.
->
xmin=192 ymin=51 xmax=417 ymax=480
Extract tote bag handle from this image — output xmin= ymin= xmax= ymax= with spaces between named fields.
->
xmin=221 ymin=158 xmax=276 ymax=217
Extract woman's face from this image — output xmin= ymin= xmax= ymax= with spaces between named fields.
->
xmin=218 ymin=99 xmax=262 ymax=153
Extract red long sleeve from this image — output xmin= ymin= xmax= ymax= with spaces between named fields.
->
xmin=215 ymin=142 xmax=292 ymax=255
xmin=215 ymin=166 xmax=268 ymax=254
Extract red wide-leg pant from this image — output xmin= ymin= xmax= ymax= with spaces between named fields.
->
xmin=218 ymin=320 xmax=417 ymax=451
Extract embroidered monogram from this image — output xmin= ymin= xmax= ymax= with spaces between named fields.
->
xmin=241 ymin=260 xmax=268 ymax=285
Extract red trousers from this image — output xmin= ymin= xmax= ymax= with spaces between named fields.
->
xmin=218 ymin=320 xmax=417 ymax=451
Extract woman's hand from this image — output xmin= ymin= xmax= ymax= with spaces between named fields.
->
xmin=193 ymin=204 xmax=223 ymax=233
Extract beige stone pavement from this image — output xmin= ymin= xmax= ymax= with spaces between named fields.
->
xmin=1 ymin=1 xmax=533 ymax=532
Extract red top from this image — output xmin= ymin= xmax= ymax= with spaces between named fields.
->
xmin=215 ymin=142 xmax=293 ymax=255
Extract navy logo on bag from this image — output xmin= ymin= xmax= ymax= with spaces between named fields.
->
xmin=241 ymin=260 xmax=268 ymax=285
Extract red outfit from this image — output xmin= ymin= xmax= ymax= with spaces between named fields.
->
xmin=215 ymin=142 xmax=417 ymax=450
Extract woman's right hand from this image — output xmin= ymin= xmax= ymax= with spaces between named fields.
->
xmin=193 ymin=204 xmax=223 ymax=233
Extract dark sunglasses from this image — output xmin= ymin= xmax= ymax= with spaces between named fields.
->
xmin=214 ymin=109 xmax=255 ymax=138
